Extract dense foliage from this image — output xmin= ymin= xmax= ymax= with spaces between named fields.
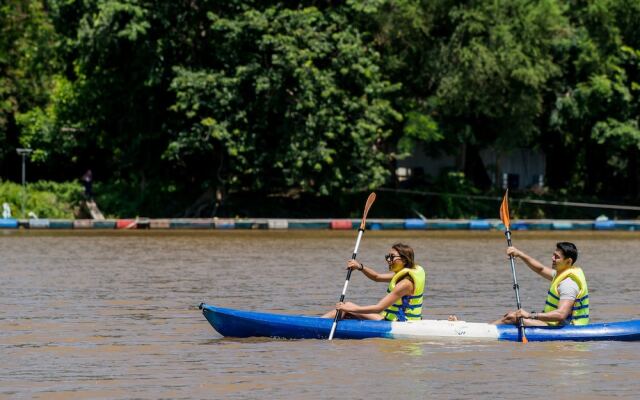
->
xmin=0 ymin=180 xmax=82 ymax=218
xmin=1 ymin=0 xmax=639 ymax=217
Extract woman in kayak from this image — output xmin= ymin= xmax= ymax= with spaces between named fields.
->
xmin=322 ymin=243 xmax=426 ymax=321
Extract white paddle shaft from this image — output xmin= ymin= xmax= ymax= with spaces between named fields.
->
xmin=328 ymin=228 xmax=364 ymax=340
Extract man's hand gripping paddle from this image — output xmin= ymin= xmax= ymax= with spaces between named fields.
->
xmin=500 ymin=190 xmax=528 ymax=343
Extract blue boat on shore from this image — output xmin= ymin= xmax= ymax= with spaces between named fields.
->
xmin=200 ymin=304 xmax=640 ymax=342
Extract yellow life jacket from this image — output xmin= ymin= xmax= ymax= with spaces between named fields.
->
xmin=382 ymin=265 xmax=426 ymax=321
xmin=542 ymin=266 xmax=589 ymax=326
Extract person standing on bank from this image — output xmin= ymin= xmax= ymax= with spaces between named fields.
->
xmin=322 ymin=243 xmax=426 ymax=321
xmin=493 ymin=242 xmax=589 ymax=326
xmin=81 ymin=169 xmax=93 ymax=200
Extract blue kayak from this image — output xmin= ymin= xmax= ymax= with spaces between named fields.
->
xmin=200 ymin=304 xmax=640 ymax=342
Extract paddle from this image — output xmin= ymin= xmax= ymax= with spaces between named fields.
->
xmin=499 ymin=190 xmax=528 ymax=343
xmin=328 ymin=192 xmax=376 ymax=340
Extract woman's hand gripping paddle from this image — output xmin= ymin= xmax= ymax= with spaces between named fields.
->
xmin=328 ymin=192 xmax=376 ymax=340
xmin=500 ymin=190 xmax=528 ymax=343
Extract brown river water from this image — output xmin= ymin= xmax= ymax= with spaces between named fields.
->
xmin=1 ymin=230 xmax=639 ymax=399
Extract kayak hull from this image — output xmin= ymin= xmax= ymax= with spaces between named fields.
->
xmin=200 ymin=304 xmax=640 ymax=342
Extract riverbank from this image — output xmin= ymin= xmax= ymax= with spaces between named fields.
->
xmin=1 ymin=217 xmax=638 ymax=231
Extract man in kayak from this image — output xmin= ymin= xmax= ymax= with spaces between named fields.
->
xmin=322 ymin=243 xmax=426 ymax=321
xmin=492 ymin=242 xmax=589 ymax=326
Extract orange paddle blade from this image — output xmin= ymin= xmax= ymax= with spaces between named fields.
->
xmin=359 ymin=192 xmax=376 ymax=230
xmin=499 ymin=190 xmax=510 ymax=230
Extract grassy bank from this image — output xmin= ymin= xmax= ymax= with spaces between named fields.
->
xmin=0 ymin=181 xmax=83 ymax=219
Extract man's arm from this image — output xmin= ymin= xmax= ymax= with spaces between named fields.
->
xmin=507 ymin=246 xmax=554 ymax=281
xmin=518 ymin=278 xmax=578 ymax=323
xmin=516 ymin=300 xmax=573 ymax=323
xmin=530 ymin=300 xmax=573 ymax=323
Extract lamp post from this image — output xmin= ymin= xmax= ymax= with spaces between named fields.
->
xmin=16 ymin=148 xmax=33 ymax=218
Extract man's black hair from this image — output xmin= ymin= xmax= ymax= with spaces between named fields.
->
xmin=556 ymin=242 xmax=578 ymax=264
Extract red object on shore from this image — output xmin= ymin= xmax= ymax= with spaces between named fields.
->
xmin=116 ymin=219 xmax=137 ymax=229
xmin=330 ymin=219 xmax=353 ymax=230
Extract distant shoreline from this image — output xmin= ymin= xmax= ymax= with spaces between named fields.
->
xmin=0 ymin=217 xmax=637 ymax=231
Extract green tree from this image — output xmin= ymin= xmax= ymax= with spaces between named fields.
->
xmin=14 ymin=1 xmax=399 ymax=216
xmin=0 ymin=0 xmax=60 ymax=174
xmin=545 ymin=0 xmax=640 ymax=198
xmin=18 ymin=0 xmax=228 ymax=215
xmin=167 ymin=4 xmax=401 ymax=198
xmin=361 ymin=0 xmax=569 ymax=188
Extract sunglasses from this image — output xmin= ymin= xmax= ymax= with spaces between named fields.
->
xmin=385 ymin=254 xmax=402 ymax=262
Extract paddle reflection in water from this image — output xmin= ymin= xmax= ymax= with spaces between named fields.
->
xmin=1 ymin=230 xmax=639 ymax=399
